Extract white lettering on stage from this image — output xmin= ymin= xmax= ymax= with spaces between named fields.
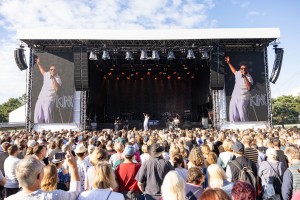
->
xmin=56 ymin=95 xmax=73 ymax=108
xmin=250 ymin=94 xmax=266 ymax=107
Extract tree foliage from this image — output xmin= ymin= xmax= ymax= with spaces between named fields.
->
xmin=0 ymin=94 xmax=26 ymax=122
xmin=272 ymin=95 xmax=300 ymax=125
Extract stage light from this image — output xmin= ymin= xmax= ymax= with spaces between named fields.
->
xmin=116 ymin=76 xmax=120 ymax=80
xmin=140 ymin=50 xmax=148 ymax=60
xmin=102 ymin=50 xmax=110 ymax=60
xmin=125 ymin=51 xmax=133 ymax=60
xmin=177 ymin=76 xmax=181 ymax=80
xmin=201 ymin=50 xmax=209 ymax=60
xmin=89 ymin=51 xmax=98 ymax=60
xmin=187 ymin=49 xmax=195 ymax=59
xmin=152 ymin=50 xmax=160 ymax=60
xmin=167 ymin=51 xmax=175 ymax=60
xmin=167 ymin=75 xmax=171 ymax=80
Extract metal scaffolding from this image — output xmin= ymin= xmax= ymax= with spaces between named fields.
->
xmin=264 ymin=47 xmax=272 ymax=128
xmin=25 ymin=48 xmax=33 ymax=131
xmin=80 ymin=91 xmax=87 ymax=131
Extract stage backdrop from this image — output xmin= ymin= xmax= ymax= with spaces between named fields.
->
xmin=31 ymin=52 xmax=75 ymax=123
xmin=224 ymin=51 xmax=268 ymax=121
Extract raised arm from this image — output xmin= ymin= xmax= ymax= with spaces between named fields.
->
xmin=225 ymin=56 xmax=237 ymax=75
xmin=36 ymin=57 xmax=46 ymax=76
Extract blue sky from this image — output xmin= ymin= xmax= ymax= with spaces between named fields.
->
xmin=0 ymin=0 xmax=299 ymax=104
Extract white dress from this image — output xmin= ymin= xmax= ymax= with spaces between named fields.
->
xmin=229 ymin=71 xmax=253 ymax=122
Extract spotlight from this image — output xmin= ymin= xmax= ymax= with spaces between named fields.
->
xmin=201 ymin=50 xmax=209 ymax=60
xmin=140 ymin=50 xmax=148 ymax=60
xmin=151 ymin=50 xmax=160 ymax=60
xmin=102 ymin=50 xmax=110 ymax=60
xmin=89 ymin=51 xmax=98 ymax=60
xmin=167 ymin=51 xmax=175 ymax=60
xmin=125 ymin=51 xmax=133 ymax=60
xmin=187 ymin=49 xmax=195 ymax=59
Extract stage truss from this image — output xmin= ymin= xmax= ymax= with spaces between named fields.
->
xmin=22 ymin=33 xmax=276 ymax=131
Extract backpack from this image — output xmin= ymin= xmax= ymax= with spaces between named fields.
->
xmin=231 ymin=160 xmax=257 ymax=190
xmin=265 ymin=161 xmax=282 ymax=194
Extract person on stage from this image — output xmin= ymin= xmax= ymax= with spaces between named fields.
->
xmin=114 ymin=117 xmax=121 ymax=131
xmin=143 ymin=113 xmax=150 ymax=131
xmin=225 ymin=56 xmax=253 ymax=122
xmin=173 ymin=114 xmax=180 ymax=128
xmin=34 ymin=57 xmax=62 ymax=123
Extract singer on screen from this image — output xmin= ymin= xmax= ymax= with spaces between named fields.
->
xmin=34 ymin=57 xmax=62 ymax=123
xmin=225 ymin=56 xmax=253 ymax=122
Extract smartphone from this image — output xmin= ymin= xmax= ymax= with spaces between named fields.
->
xmin=55 ymin=152 xmax=66 ymax=160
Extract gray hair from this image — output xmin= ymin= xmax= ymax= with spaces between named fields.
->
xmin=16 ymin=155 xmax=44 ymax=188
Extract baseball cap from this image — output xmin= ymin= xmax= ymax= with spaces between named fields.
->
xmin=232 ymin=141 xmax=244 ymax=153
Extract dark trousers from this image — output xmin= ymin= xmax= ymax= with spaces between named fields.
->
xmin=120 ymin=190 xmax=142 ymax=200
xmin=4 ymin=187 xmax=19 ymax=198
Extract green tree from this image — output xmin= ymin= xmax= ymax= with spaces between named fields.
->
xmin=272 ymin=95 xmax=300 ymax=125
xmin=0 ymin=94 xmax=26 ymax=122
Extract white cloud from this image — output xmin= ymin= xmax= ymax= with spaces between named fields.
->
xmin=248 ymin=11 xmax=260 ymax=16
xmin=231 ymin=0 xmax=250 ymax=8
xmin=0 ymin=0 xmax=217 ymax=104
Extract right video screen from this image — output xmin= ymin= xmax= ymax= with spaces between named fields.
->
xmin=224 ymin=51 xmax=268 ymax=122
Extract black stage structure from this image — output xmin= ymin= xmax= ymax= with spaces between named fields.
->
xmin=16 ymin=28 xmax=281 ymax=131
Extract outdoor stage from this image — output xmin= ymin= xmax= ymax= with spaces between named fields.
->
xmin=16 ymin=28 xmax=280 ymax=131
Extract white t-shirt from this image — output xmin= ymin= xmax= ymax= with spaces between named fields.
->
xmin=77 ymin=159 xmax=92 ymax=192
xmin=38 ymin=71 xmax=62 ymax=101
xmin=78 ymin=188 xmax=124 ymax=200
xmin=232 ymin=71 xmax=253 ymax=98
xmin=4 ymin=155 xmax=21 ymax=188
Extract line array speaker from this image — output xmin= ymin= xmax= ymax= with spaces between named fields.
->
xmin=14 ymin=48 xmax=28 ymax=71
xmin=74 ymin=47 xmax=89 ymax=91
xmin=210 ymin=45 xmax=225 ymax=90
xmin=269 ymin=48 xmax=283 ymax=84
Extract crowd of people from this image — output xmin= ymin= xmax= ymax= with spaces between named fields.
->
xmin=0 ymin=127 xmax=300 ymax=200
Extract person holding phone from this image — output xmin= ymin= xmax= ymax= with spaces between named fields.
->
xmin=5 ymin=151 xmax=81 ymax=200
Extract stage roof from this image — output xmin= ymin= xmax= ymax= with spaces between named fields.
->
xmin=17 ymin=28 xmax=280 ymax=50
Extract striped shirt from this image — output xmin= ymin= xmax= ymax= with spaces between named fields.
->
xmin=244 ymin=148 xmax=259 ymax=164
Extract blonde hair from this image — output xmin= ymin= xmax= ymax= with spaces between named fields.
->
xmin=161 ymin=171 xmax=186 ymax=200
xmin=207 ymin=152 xmax=218 ymax=165
xmin=188 ymin=147 xmax=205 ymax=167
xmin=114 ymin=142 xmax=124 ymax=152
xmin=92 ymin=161 xmax=118 ymax=189
xmin=142 ymin=144 xmax=148 ymax=153
xmin=222 ymin=139 xmax=233 ymax=152
xmin=207 ymin=164 xmax=227 ymax=188
xmin=89 ymin=148 xmax=108 ymax=166
xmin=201 ymin=144 xmax=211 ymax=156
xmin=41 ymin=164 xmax=58 ymax=192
